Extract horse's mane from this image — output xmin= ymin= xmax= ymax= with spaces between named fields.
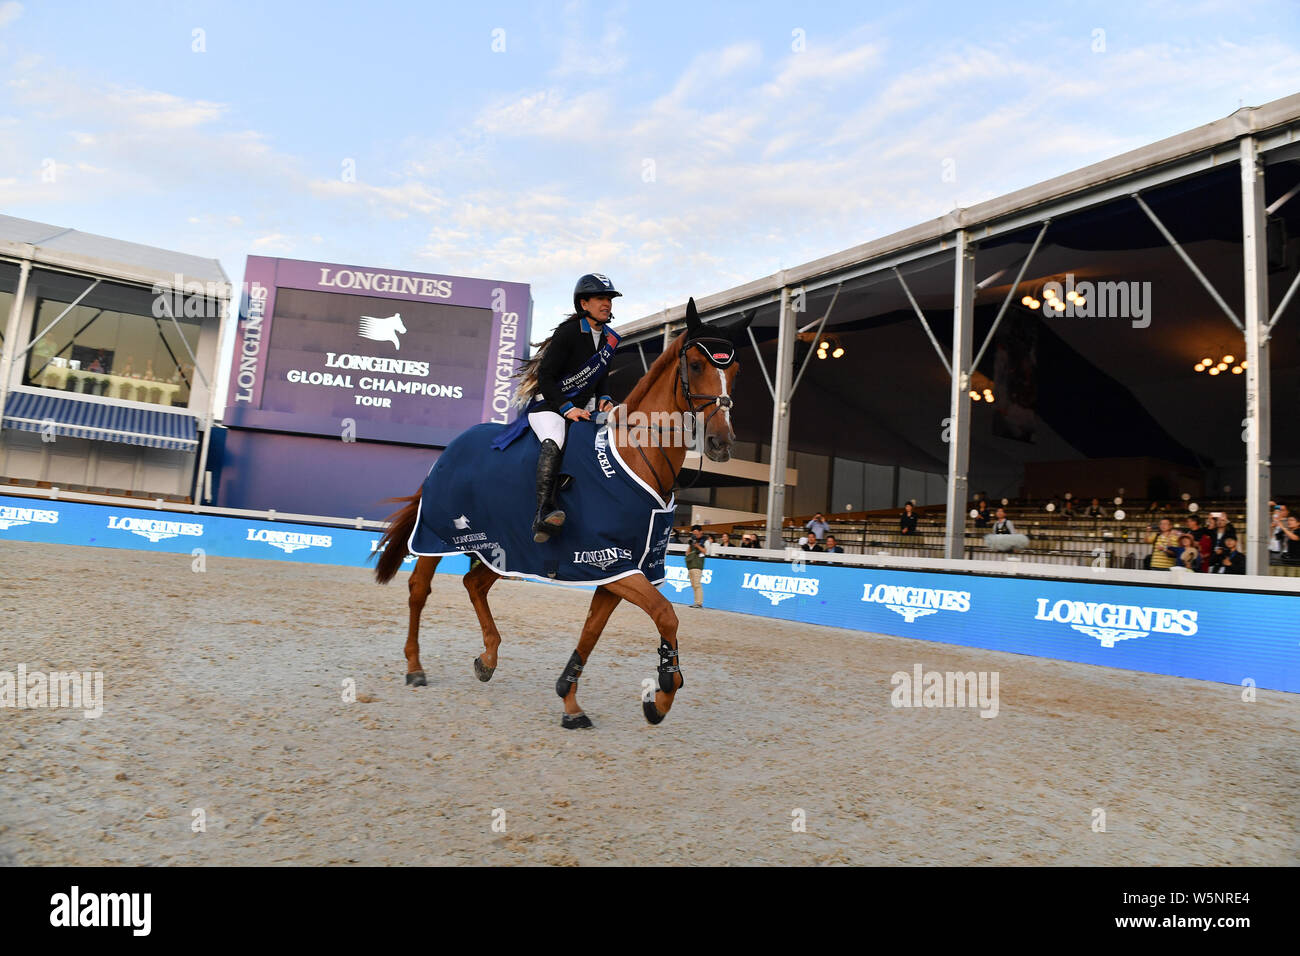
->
xmin=623 ymin=331 xmax=686 ymax=409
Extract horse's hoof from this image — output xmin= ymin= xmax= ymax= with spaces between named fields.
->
xmin=473 ymin=657 xmax=495 ymax=682
xmin=642 ymin=698 xmax=666 ymax=725
xmin=560 ymin=712 xmax=593 ymax=730
xmin=405 ymin=671 xmax=427 ymax=687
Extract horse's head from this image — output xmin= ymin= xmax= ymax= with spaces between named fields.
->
xmin=679 ymin=297 xmax=754 ymax=463
xmin=392 ymin=313 xmax=407 ymax=334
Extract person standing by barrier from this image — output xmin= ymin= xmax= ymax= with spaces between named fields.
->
xmin=1210 ymin=535 xmax=1246 ymax=574
xmin=1146 ymin=517 xmax=1179 ymax=570
xmin=899 ymin=502 xmax=918 ymax=535
xmin=685 ymin=525 xmax=708 ymax=608
xmin=805 ymin=512 xmax=829 ymax=543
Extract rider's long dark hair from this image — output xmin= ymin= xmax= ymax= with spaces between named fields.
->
xmin=510 ymin=312 xmax=582 ymax=409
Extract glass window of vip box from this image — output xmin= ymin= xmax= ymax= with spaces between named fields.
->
xmin=0 ymin=260 xmax=19 ymax=347
xmin=22 ymin=270 xmax=202 ymax=408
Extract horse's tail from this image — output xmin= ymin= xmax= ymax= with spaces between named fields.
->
xmin=373 ymin=489 xmax=422 ymax=584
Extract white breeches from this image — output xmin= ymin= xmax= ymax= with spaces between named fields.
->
xmin=528 ymin=410 xmax=567 ymax=449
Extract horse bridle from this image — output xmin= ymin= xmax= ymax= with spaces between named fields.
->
xmin=621 ymin=337 xmax=737 ymax=499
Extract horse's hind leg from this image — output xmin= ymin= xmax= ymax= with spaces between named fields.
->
xmin=463 ymin=559 xmax=503 ymax=681
xmin=405 ymin=555 xmax=440 ymax=686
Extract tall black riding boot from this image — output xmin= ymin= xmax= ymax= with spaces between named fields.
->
xmin=531 ymin=438 xmax=567 ymax=543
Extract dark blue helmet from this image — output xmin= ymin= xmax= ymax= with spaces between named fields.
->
xmin=573 ymin=273 xmax=622 ymax=314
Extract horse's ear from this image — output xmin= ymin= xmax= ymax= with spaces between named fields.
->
xmin=685 ymin=297 xmax=702 ymax=339
xmin=718 ymin=308 xmax=755 ymax=345
xmin=730 ymin=308 xmax=755 ymax=343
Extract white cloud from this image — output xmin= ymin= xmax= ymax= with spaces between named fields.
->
xmin=0 ymin=2 xmax=22 ymax=29
xmin=475 ymin=88 xmax=610 ymax=138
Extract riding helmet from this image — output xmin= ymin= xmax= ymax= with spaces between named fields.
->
xmin=573 ymin=273 xmax=622 ymax=314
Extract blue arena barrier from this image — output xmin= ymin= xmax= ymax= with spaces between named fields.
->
xmin=662 ymin=554 xmax=1299 ymax=693
xmin=0 ymin=493 xmax=469 ymax=574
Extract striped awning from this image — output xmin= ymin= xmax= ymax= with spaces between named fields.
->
xmin=1 ymin=390 xmax=198 ymax=451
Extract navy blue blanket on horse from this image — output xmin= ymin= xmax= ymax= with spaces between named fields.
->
xmin=408 ymin=420 xmax=677 ymax=586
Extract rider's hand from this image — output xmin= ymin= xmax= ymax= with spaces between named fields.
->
xmin=564 ymin=407 xmax=590 ymax=422
xmin=598 ymin=399 xmax=614 ymax=413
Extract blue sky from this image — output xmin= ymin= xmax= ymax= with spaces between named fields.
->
xmin=3 ymin=0 xmax=1299 ymax=341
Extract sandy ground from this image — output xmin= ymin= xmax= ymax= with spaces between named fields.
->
xmin=0 ymin=539 xmax=1296 ymax=866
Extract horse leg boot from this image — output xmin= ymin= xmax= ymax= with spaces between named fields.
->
xmin=603 ymin=574 xmax=682 ymax=725
xmin=405 ymin=556 xmax=440 ymax=686
xmin=555 ymin=586 xmax=622 ymax=729
xmin=531 ymin=438 xmax=566 ymax=543
xmin=463 ymin=560 xmax=502 ymax=681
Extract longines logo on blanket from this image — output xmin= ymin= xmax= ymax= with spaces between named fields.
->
xmin=665 ymin=565 xmax=712 ymax=592
xmin=573 ymin=547 xmax=633 ymax=571
xmin=0 ymin=505 xmax=60 ymax=530
xmin=246 ymin=528 xmax=333 ymax=554
xmin=861 ymin=583 xmax=971 ymax=622
xmin=107 ymin=515 xmax=204 ymax=543
xmin=742 ymin=572 xmax=819 ymax=606
xmin=1033 ymin=598 xmax=1198 ymax=648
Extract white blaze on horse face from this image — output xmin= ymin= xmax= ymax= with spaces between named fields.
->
xmin=715 ymin=368 xmax=732 ymax=435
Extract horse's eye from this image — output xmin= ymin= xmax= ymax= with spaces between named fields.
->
xmin=690 ymin=361 xmax=702 ymax=374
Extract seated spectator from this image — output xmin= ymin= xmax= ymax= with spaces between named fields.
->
xmin=804 ymin=512 xmax=829 ymax=543
xmin=718 ymin=532 xmax=732 ymax=549
xmin=800 ymin=535 xmax=824 ymax=553
xmin=899 ymin=502 xmax=918 ymax=535
xmin=1146 ymin=518 xmax=1179 ymax=570
xmin=990 ymin=507 xmax=1015 ymax=535
xmin=824 ymin=535 xmax=844 ymax=554
xmin=1060 ymin=498 xmax=1076 ymax=518
xmin=1085 ymin=497 xmax=1107 ymax=518
xmin=973 ymin=499 xmax=991 ymax=528
xmin=1210 ymin=535 xmax=1246 ymax=574
xmin=1172 ymin=533 xmax=1201 ymax=571
xmin=739 ymin=533 xmax=759 ymax=549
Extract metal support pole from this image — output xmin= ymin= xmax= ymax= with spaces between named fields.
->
xmin=971 ymin=219 xmax=1050 ymax=373
xmin=893 ymin=267 xmax=951 ymax=376
xmin=1133 ymin=192 xmax=1243 ymax=331
xmin=790 ymin=282 xmax=841 ymax=398
xmin=944 ymin=232 xmax=977 ymax=559
xmin=764 ymin=287 xmax=795 ymax=550
xmin=1240 ymin=137 xmax=1272 ymax=575
xmin=16 ymin=278 xmax=101 ymax=358
xmin=746 ymin=324 xmax=776 ymax=400
xmin=0 ymin=259 xmax=33 ymax=427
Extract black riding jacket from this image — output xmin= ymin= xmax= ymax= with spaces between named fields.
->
xmin=535 ymin=316 xmax=615 ymax=415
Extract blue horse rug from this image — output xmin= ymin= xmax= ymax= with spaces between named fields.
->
xmin=408 ymin=420 xmax=677 ymax=586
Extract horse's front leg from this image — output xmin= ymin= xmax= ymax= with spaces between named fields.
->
xmin=405 ymin=555 xmax=440 ymax=686
xmin=556 ymin=586 xmax=622 ymax=729
xmin=603 ymin=574 xmax=681 ymax=725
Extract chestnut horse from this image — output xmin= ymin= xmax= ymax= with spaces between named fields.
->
xmin=373 ymin=299 xmax=751 ymax=728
